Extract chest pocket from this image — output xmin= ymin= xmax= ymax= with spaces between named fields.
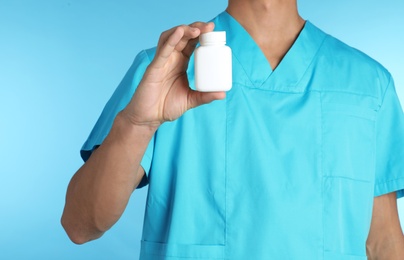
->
xmin=322 ymin=103 xmax=377 ymax=181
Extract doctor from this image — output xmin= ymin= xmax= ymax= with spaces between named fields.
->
xmin=62 ymin=0 xmax=404 ymax=259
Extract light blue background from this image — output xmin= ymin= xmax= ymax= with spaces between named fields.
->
xmin=0 ymin=0 xmax=403 ymax=259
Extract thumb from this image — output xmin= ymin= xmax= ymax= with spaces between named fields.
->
xmin=187 ymin=90 xmax=226 ymax=110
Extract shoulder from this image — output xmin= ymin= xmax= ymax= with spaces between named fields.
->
xmin=321 ymin=33 xmax=389 ymax=78
xmin=311 ymin=24 xmax=391 ymax=100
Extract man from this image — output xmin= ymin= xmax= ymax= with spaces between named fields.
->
xmin=62 ymin=0 xmax=404 ymax=259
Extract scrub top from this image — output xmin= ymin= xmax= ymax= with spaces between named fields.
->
xmin=81 ymin=11 xmax=404 ymax=260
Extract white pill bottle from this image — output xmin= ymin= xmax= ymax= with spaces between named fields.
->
xmin=195 ymin=31 xmax=232 ymax=92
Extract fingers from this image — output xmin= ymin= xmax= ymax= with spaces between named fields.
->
xmin=153 ymin=25 xmax=198 ymax=68
xmin=182 ymin=22 xmax=215 ymax=58
xmin=170 ymin=22 xmax=215 ymax=55
xmin=187 ymin=90 xmax=226 ymax=110
xmin=189 ymin=21 xmax=215 ymax=35
xmin=152 ymin=26 xmax=187 ymax=68
xmin=152 ymin=22 xmax=215 ymax=68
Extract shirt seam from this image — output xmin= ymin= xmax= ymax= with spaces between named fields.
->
xmin=143 ymin=252 xmax=224 ymax=259
xmin=231 ymin=86 xmax=381 ymax=101
xmin=224 ymin=87 xmax=228 ymax=253
xmin=293 ymin=34 xmax=328 ymax=89
xmin=320 ymin=92 xmax=325 ymax=260
xmin=377 ymin=74 xmax=393 ymax=110
xmin=231 ymin=54 xmax=255 ymax=87
xmin=322 ymin=175 xmax=372 ymax=183
xmin=311 ymin=89 xmax=379 ymax=100
xmin=375 ymin=177 xmax=404 ymax=186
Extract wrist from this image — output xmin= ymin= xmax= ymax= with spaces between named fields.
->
xmin=106 ymin=112 xmax=158 ymax=150
xmin=366 ymin=233 xmax=404 ymax=260
xmin=118 ymin=109 xmax=161 ymax=132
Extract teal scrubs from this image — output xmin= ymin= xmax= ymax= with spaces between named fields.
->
xmin=81 ymin=11 xmax=404 ymax=260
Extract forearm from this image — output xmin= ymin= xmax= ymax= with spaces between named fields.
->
xmin=367 ymin=233 xmax=404 ymax=260
xmin=61 ymin=112 xmax=156 ymax=244
xmin=367 ymin=192 xmax=404 ymax=259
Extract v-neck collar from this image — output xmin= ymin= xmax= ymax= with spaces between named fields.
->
xmin=213 ymin=11 xmax=327 ymax=92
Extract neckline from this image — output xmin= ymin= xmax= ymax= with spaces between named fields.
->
xmin=214 ymin=11 xmax=328 ymax=92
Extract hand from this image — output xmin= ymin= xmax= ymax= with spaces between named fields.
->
xmin=122 ymin=22 xmax=226 ymax=128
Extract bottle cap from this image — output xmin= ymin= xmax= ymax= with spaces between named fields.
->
xmin=200 ymin=31 xmax=226 ymax=45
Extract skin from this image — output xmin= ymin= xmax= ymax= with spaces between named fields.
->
xmin=61 ymin=22 xmax=224 ymax=244
xmin=367 ymin=192 xmax=404 ymax=259
xmin=226 ymin=0 xmax=305 ymax=70
xmin=61 ymin=0 xmax=404 ymax=257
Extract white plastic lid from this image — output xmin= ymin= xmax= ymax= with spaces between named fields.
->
xmin=200 ymin=31 xmax=226 ymax=45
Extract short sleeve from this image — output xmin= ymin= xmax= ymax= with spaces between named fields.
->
xmin=80 ymin=50 xmax=154 ymax=188
xmin=374 ymin=76 xmax=404 ymax=198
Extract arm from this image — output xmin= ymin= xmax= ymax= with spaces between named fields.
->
xmin=61 ymin=116 xmax=154 ymax=244
xmin=366 ymin=192 xmax=404 ymax=259
xmin=61 ymin=22 xmax=225 ymax=244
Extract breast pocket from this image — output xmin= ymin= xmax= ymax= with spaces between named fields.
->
xmin=322 ymin=103 xmax=376 ymax=181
